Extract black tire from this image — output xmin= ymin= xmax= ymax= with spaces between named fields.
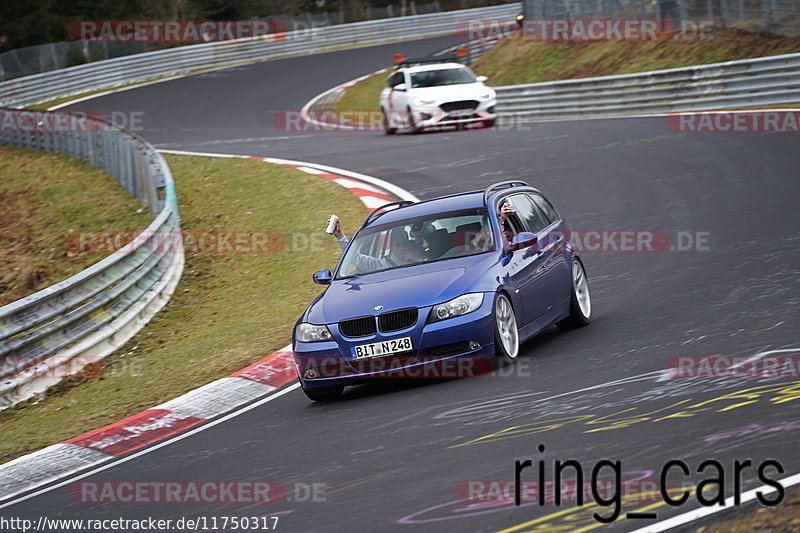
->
xmin=493 ymin=293 xmax=520 ymax=364
xmin=556 ymin=258 xmax=591 ymax=330
xmin=381 ymin=108 xmax=396 ymax=135
xmin=483 ymin=118 xmax=496 ymax=128
xmin=407 ymin=107 xmax=422 ymax=133
xmin=301 ymin=382 xmax=343 ymax=402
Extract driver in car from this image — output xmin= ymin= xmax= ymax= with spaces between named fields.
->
xmin=330 ymin=219 xmax=422 ymax=272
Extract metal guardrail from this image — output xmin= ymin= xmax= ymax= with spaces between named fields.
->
xmin=0 ymin=2 xmax=449 ymax=82
xmin=432 ymin=32 xmax=505 ymax=62
xmin=494 ymin=52 xmax=800 ymax=119
xmin=0 ymin=110 xmax=183 ymax=409
xmin=0 ymin=4 xmax=520 ymax=109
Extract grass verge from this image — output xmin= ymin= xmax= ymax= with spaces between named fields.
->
xmin=0 ymin=145 xmax=149 ymax=306
xmin=695 ymin=487 xmax=800 ymax=532
xmin=335 ymin=71 xmax=391 ymax=121
xmin=0 ymin=154 xmax=368 ymax=463
xmin=471 ymin=28 xmax=800 ymax=85
xmin=335 ymin=28 xmax=800 ymax=113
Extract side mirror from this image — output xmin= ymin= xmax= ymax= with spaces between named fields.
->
xmin=394 ymin=83 xmax=407 ymax=92
xmin=476 ymin=75 xmax=488 ymax=83
xmin=313 ymin=269 xmax=332 ymax=285
xmin=510 ymin=232 xmax=538 ymax=252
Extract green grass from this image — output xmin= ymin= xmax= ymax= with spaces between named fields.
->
xmin=335 ymin=28 xmax=800 ymax=111
xmin=471 ymin=28 xmax=800 ymax=85
xmin=0 ymin=145 xmax=149 ymax=306
xmin=335 ymin=71 xmax=390 ymax=117
xmin=0 ymin=154 xmax=368 ymax=462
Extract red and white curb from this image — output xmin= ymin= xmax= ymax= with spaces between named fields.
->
xmin=0 ymin=153 xmax=416 ymax=505
xmin=300 ymin=68 xmax=391 ymax=131
xmin=158 ymin=150 xmax=418 ymax=206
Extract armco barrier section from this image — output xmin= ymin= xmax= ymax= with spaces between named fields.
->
xmin=0 ymin=4 xmax=520 ymax=108
xmin=0 ymin=110 xmax=184 ymax=409
xmin=495 ymin=52 xmax=800 ymax=119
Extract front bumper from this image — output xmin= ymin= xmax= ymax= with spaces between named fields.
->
xmin=294 ymin=296 xmax=496 ymax=390
xmin=413 ymin=99 xmax=497 ymax=128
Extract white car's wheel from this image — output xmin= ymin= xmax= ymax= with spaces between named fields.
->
xmin=381 ymin=108 xmax=397 ymax=135
xmin=407 ymin=107 xmax=422 ymax=134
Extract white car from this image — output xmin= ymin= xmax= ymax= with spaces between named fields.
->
xmin=379 ymin=60 xmax=497 ymax=134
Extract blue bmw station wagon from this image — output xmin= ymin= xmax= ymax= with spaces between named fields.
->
xmin=293 ymin=181 xmax=591 ymax=401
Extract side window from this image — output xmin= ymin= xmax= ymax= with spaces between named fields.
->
xmin=507 ymin=194 xmax=549 ymax=233
xmin=388 ymin=72 xmax=404 ymax=88
xmin=530 ymin=194 xmax=559 ymax=224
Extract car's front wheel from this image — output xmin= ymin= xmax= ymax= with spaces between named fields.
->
xmin=301 ymin=382 xmax=343 ymax=402
xmin=381 ymin=108 xmax=396 ymax=135
xmin=407 ymin=107 xmax=422 ymax=133
xmin=557 ymin=258 xmax=591 ymax=330
xmin=494 ymin=293 xmax=519 ymax=363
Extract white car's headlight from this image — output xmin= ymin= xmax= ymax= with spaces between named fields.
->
xmin=412 ymin=96 xmax=436 ymax=106
xmin=296 ymin=323 xmax=334 ymax=342
xmin=429 ymin=293 xmax=484 ymax=322
xmin=480 ymin=89 xmax=496 ymax=99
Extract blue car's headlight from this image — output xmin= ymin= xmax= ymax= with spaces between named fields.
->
xmin=429 ymin=293 xmax=484 ymax=323
xmin=296 ymin=323 xmax=333 ymax=342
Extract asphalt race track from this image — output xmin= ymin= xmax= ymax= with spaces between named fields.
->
xmin=7 ymin=36 xmax=800 ymax=532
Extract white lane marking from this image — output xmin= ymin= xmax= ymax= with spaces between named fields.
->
xmin=496 ymin=108 xmax=800 ymax=125
xmin=299 ymin=67 xmax=391 ymax=131
xmin=359 ymin=196 xmax=394 ymax=209
xmin=0 ymin=383 xmax=301 ymax=509
xmin=259 ymin=156 xmax=419 ymax=202
xmin=295 ymin=166 xmax=326 ymax=174
xmin=629 ymin=472 xmax=800 ymax=533
xmin=157 ymin=149 xmax=418 ymax=202
xmin=157 ymin=149 xmax=249 ymax=158
xmin=332 ymin=178 xmax=383 ymax=193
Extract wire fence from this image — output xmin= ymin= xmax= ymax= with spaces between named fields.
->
xmin=0 ymin=1 xmax=518 ymax=81
xmin=520 ymin=0 xmax=800 ymax=36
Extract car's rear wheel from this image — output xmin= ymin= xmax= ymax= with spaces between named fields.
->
xmin=557 ymin=258 xmax=591 ymax=330
xmin=301 ymin=382 xmax=343 ymax=402
xmin=494 ymin=293 xmax=519 ymax=363
xmin=381 ymin=108 xmax=396 ymax=135
xmin=407 ymin=106 xmax=422 ymax=133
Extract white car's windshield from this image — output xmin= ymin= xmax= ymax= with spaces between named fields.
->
xmin=336 ymin=209 xmax=494 ymax=279
xmin=410 ymin=68 xmax=476 ymax=88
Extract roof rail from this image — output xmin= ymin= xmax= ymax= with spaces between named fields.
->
xmin=483 ymin=180 xmax=529 ymax=204
xmin=363 ymin=200 xmax=415 ymax=225
xmin=394 ymin=55 xmax=460 ymax=67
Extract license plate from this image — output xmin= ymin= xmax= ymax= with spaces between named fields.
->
xmin=351 ymin=337 xmax=413 ymax=359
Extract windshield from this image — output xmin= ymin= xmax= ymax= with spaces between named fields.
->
xmin=335 ymin=209 xmax=494 ymax=279
xmin=410 ymin=68 xmax=476 ymax=88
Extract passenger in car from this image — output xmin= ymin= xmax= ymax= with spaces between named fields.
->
xmin=498 ymin=200 xmax=519 ymax=245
